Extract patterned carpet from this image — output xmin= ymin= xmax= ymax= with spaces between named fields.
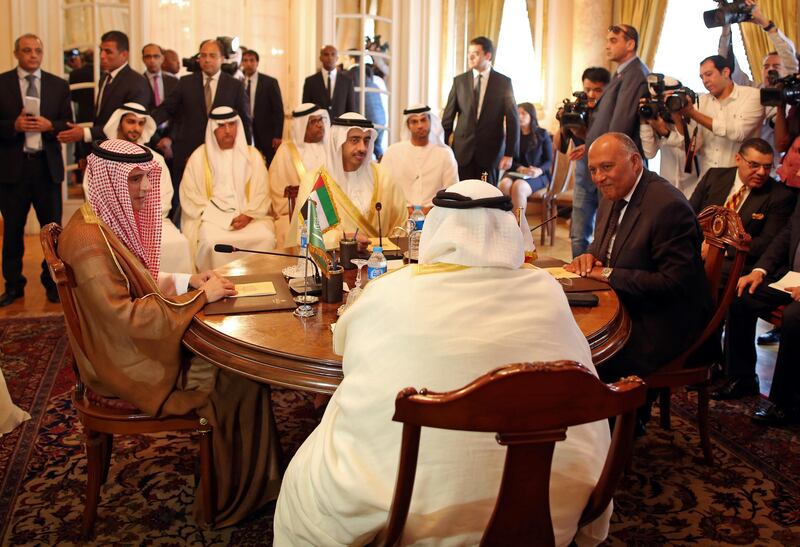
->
xmin=1 ymin=316 xmax=799 ymax=546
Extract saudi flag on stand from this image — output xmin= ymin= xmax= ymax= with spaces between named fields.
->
xmin=305 ymin=198 xmax=331 ymax=278
xmin=300 ymin=170 xmax=340 ymax=232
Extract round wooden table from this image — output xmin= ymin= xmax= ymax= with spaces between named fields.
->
xmin=183 ymin=254 xmax=631 ymax=394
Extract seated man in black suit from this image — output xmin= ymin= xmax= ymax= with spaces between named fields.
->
xmin=566 ymin=133 xmax=712 ymax=382
xmin=0 ymin=34 xmax=72 ymax=306
xmin=151 ymin=38 xmax=252 ymax=214
xmin=724 ymin=199 xmax=800 ymax=425
xmin=689 ymin=138 xmax=797 ymax=285
xmin=241 ymin=49 xmax=284 ymax=167
xmin=302 ymin=45 xmax=356 ymax=118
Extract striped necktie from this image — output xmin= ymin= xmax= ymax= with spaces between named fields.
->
xmin=724 ymin=184 xmax=747 ymax=211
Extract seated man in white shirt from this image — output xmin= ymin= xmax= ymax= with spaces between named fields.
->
xmin=274 ymin=179 xmax=613 ymax=546
xmin=83 ymin=102 xmax=193 ymax=273
xmin=380 ymin=104 xmax=458 ymax=211
xmin=180 ymin=106 xmax=275 ymax=271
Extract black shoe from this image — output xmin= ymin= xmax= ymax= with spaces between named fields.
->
xmin=45 ymin=285 xmax=60 ymax=303
xmin=751 ymin=402 xmax=798 ymax=426
xmin=711 ymin=376 xmax=760 ymax=400
xmin=756 ymin=328 xmax=781 ymax=345
xmin=0 ymin=288 xmax=24 ymax=307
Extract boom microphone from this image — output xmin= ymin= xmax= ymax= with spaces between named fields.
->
xmin=213 ymin=244 xmax=321 ymax=281
xmin=375 ymin=202 xmax=383 ymax=248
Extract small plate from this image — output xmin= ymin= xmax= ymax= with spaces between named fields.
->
xmin=294 ymin=294 xmax=319 ymax=304
xmin=288 ymin=277 xmax=322 ymax=295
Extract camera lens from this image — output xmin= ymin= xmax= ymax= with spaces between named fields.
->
xmin=665 ymin=95 xmax=683 ymax=113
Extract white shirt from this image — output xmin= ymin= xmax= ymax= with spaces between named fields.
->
xmin=607 ymin=168 xmax=644 ymax=258
xmin=640 ymin=123 xmax=699 ymax=198
xmin=146 ymin=70 xmax=165 ymax=105
xmin=84 ymin=62 xmax=129 ymax=142
xmin=17 ymin=67 xmax=42 ymax=151
xmin=323 ymin=68 xmax=337 ymax=98
xmin=380 ymin=140 xmax=458 ymax=207
xmin=472 ymin=64 xmax=492 ymax=117
xmin=203 ymin=70 xmax=220 ymax=105
xmin=695 ymin=84 xmax=764 ymax=176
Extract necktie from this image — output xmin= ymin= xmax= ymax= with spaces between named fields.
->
xmin=204 ymin=76 xmax=213 ymax=114
xmin=474 ymin=74 xmax=482 ymax=118
xmin=327 ymin=71 xmax=333 ymax=99
xmin=246 ymin=77 xmax=252 ymax=98
xmin=25 ymin=74 xmax=38 ymax=98
xmin=598 ymin=199 xmax=628 ymax=266
xmin=725 ymin=184 xmax=747 ymax=211
xmin=152 ymin=73 xmax=161 ymax=106
xmin=96 ymin=72 xmax=111 ymax=114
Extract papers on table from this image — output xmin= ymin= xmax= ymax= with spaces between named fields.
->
xmin=367 ymin=238 xmax=400 ymax=252
xmin=768 ymin=271 xmax=800 ymax=293
xmin=232 ymin=281 xmax=277 ymax=298
xmin=544 ymin=267 xmax=581 ymax=280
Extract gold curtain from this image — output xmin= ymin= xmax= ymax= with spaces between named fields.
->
xmin=612 ymin=0 xmax=669 ymax=68
xmin=467 ymin=0 xmax=505 ymax=50
xmin=336 ymin=0 xmax=361 ymax=59
xmin=525 ymin=0 xmax=537 ymax=50
xmin=740 ymin=0 xmax=799 ymax=85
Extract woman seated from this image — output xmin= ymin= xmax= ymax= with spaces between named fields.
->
xmin=498 ymin=102 xmax=553 ymax=212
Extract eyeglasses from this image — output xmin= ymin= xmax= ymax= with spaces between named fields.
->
xmin=609 ymin=25 xmax=636 ymax=43
xmin=742 ymin=158 xmax=773 ymax=171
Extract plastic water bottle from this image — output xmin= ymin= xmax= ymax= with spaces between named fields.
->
xmin=297 ymin=222 xmax=309 ymax=270
xmin=367 ymin=246 xmax=388 ymax=279
xmin=408 ymin=206 xmax=425 ymax=262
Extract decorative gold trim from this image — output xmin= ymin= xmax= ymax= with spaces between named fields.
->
xmin=411 ymin=263 xmax=471 ymax=276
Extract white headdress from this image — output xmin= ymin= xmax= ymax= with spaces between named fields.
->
xmin=102 ymin=102 xmax=157 ymax=145
xmin=400 ymin=104 xmax=446 ymax=146
xmin=291 ymin=103 xmax=330 ymax=155
xmin=419 ymin=179 xmax=523 ymax=269
xmin=205 ymin=106 xmax=251 ymax=211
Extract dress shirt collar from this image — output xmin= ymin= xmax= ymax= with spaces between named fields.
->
xmin=327 ymin=67 xmax=337 ymax=77
xmin=711 ymin=82 xmax=741 ymax=105
xmin=17 ymin=66 xmax=42 ymax=80
xmin=146 ymin=70 xmax=163 ymax=80
xmin=203 ymin=70 xmax=220 ymax=82
xmin=472 ymin=64 xmax=492 ymax=80
xmin=622 ymin=168 xmax=644 ymax=203
xmin=616 ymin=56 xmax=636 ymax=75
xmin=106 ymin=62 xmax=127 ymax=80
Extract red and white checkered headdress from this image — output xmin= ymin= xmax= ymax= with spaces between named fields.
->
xmin=86 ymin=139 xmax=162 ymax=279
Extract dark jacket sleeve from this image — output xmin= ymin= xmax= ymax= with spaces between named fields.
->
xmin=538 ymin=130 xmax=553 ymax=175
xmin=754 ymin=197 xmax=800 ymax=273
xmin=344 ymin=76 xmax=357 ymax=113
xmin=503 ymin=78 xmax=520 ymax=158
xmin=688 ymin=170 xmax=712 ymax=214
xmin=301 ymin=76 xmax=312 ymax=104
xmin=441 ymin=78 xmax=459 ymax=146
xmin=47 ymin=77 xmax=74 ymax=137
xmin=609 ymin=69 xmax=648 ymax=137
xmin=234 ymin=79 xmax=253 ymax=143
xmin=151 ymin=79 xmax=183 ymax=126
xmin=268 ymin=78 xmax=284 ymax=137
xmin=749 ymin=184 xmax=797 ymax=259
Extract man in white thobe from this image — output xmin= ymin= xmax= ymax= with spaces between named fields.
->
xmin=287 ymin=112 xmax=407 ymax=249
xmin=180 ymin=106 xmax=275 ymax=270
xmin=82 ymin=102 xmax=194 ymax=272
xmin=380 ymin=104 xmax=458 ymax=210
xmin=274 ymin=180 xmax=613 ymax=546
xmin=269 ymin=103 xmax=330 ymax=246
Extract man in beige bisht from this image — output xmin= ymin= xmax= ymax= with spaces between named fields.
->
xmin=59 ymin=139 xmax=281 ymax=526
xmin=274 ymin=180 xmax=612 ymax=546
xmin=180 ymin=106 xmax=275 ymax=270
xmin=380 ymin=104 xmax=458 ymax=210
xmin=82 ymin=102 xmax=193 ymax=272
xmin=269 ymin=103 xmax=330 ymax=246
xmin=287 ymin=112 xmax=407 ymax=249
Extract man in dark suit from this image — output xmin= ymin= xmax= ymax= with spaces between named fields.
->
xmin=0 ymin=34 xmax=72 ymax=306
xmin=571 ymin=24 xmax=650 ymax=258
xmin=441 ymin=36 xmax=519 ymax=186
xmin=57 ymin=30 xmax=151 ymax=145
xmin=689 ymin=138 xmax=797 ymax=281
xmin=724 ymin=199 xmax=800 ymax=425
xmin=141 ymin=43 xmax=178 ymax=150
xmin=152 ymin=38 xmax=252 ymax=212
xmin=566 ymin=133 xmax=712 ymax=381
xmin=241 ymin=49 xmax=284 ymax=167
xmin=302 ymin=45 xmax=356 ymax=118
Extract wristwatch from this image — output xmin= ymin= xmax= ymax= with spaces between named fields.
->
xmin=763 ymin=20 xmax=776 ymax=32
xmin=601 ymin=267 xmax=613 ymax=282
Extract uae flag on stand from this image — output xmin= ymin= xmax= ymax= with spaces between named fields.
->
xmin=300 ymin=169 xmax=340 ymax=232
xmin=304 ymin=198 xmax=332 ymax=277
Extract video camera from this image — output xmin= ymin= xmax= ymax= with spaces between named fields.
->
xmin=703 ymin=0 xmax=753 ymax=29
xmin=556 ymin=92 xmax=592 ymax=130
xmin=183 ymin=36 xmax=241 ymax=75
xmin=761 ymin=73 xmax=800 ymax=106
xmin=639 ymin=73 xmax=698 ymax=122
xmin=365 ymin=34 xmax=389 ymax=53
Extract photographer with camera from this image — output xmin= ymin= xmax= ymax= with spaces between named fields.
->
xmin=679 ymin=55 xmax=764 ymax=176
xmin=639 ymin=74 xmax=701 ymax=197
xmin=151 ymin=38 xmax=252 ymax=216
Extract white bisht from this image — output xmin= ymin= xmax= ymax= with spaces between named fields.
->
xmin=275 ymin=180 xmax=613 ymax=546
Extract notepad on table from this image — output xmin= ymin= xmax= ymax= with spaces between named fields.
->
xmin=232 ymin=281 xmax=277 ymax=298
xmin=543 ymin=267 xmax=581 ymax=280
xmin=768 ymin=271 xmax=800 ymax=293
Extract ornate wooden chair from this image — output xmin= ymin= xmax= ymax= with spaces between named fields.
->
xmin=40 ymin=223 xmax=215 ymax=538
xmin=284 ymin=185 xmax=300 ymax=219
xmin=529 ymin=146 xmax=574 ymax=246
xmin=368 ymin=361 xmax=646 ymax=547
xmin=647 ymin=206 xmax=751 ymax=465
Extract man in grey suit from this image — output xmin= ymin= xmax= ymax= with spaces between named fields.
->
xmin=571 ymin=24 xmax=649 ymax=257
xmin=442 ymin=36 xmax=519 ymax=186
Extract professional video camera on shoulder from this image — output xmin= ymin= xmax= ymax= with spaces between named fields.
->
xmin=761 ymin=73 xmax=800 ymax=106
xmin=556 ymin=91 xmax=592 ymax=130
xmin=639 ymin=73 xmax=698 ymax=122
xmin=183 ymin=36 xmax=241 ymax=75
xmin=703 ymin=0 xmax=753 ymax=28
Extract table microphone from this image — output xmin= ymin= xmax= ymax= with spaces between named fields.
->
xmin=213 ymin=244 xmax=321 ymax=281
xmin=375 ymin=202 xmax=383 ymax=248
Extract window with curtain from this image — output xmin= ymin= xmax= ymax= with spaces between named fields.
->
xmin=494 ymin=0 xmax=541 ymax=104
